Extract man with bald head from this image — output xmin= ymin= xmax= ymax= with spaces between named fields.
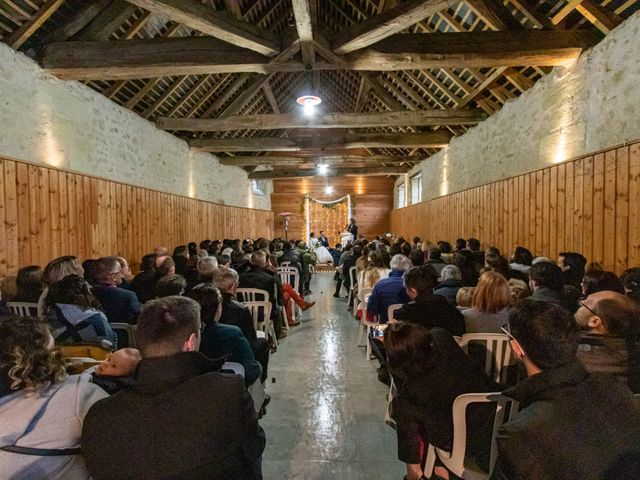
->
xmin=575 ymin=290 xmax=640 ymax=392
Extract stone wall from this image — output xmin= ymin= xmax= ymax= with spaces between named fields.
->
xmin=0 ymin=44 xmax=271 ymax=210
xmin=395 ymin=11 xmax=640 ymax=206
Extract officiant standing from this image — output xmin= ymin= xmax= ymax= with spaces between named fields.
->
xmin=319 ymin=231 xmax=329 ymax=247
xmin=347 ymin=218 xmax=358 ymax=241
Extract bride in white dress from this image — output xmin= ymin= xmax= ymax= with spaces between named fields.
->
xmin=309 ymin=232 xmax=334 ymax=264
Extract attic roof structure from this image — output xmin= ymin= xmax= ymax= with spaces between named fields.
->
xmin=2 ymin=0 xmax=638 ymax=178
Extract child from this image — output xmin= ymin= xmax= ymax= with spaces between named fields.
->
xmin=92 ymin=348 xmax=141 ymax=394
xmin=456 ymin=286 xmax=475 ymax=309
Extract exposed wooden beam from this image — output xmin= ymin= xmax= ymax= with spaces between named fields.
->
xmin=223 ymin=0 xmax=243 ymax=20
xmin=189 ymin=131 xmax=452 ymax=152
xmin=353 ymin=77 xmax=369 ymax=113
xmin=4 ymin=0 xmax=65 ymax=49
xmin=551 ymin=0 xmax=583 ymax=25
xmin=457 ymin=67 xmax=507 ymax=109
xmin=262 ymin=83 xmax=280 ymax=114
xmin=124 ymin=0 xmax=279 ymax=56
xmin=575 ymin=0 xmax=622 ymax=34
xmin=42 ymin=0 xmax=112 ymax=43
xmin=249 ymin=166 xmax=407 ymax=179
xmin=507 ymin=0 xmax=554 ymax=29
xmin=158 ymin=109 xmax=485 ymax=131
xmin=291 ymin=0 xmax=315 ymax=65
xmin=465 ymin=0 xmax=522 ymax=30
xmin=333 ymin=0 xmax=448 ymax=54
xmin=219 ymin=155 xmax=425 ymax=166
xmin=364 ymin=73 xmax=406 ymax=111
xmin=41 ymin=37 xmax=303 ymax=80
xmin=503 ymin=67 xmax=534 ymax=92
xmin=329 ymin=30 xmax=595 ymax=71
xmin=76 ymin=0 xmax=136 ymax=41
xmin=217 ymin=74 xmax=273 ymax=117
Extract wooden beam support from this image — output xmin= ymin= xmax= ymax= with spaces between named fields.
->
xmin=507 ymin=0 xmax=554 ymax=29
xmin=124 ymin=0 xmax=279 ymax=56
xmin=262 ymin=83 xmax=280 ymax=114
xmin=333 ymin=0 xmax=448 ymax=54
xmin=41 ymin=37 xmax=303 ymax=80
xmin=291 ymin=0 xmax=315 ymax=65
xmin=157 ymin=109 xmax=486 ymax=131
xmin=76 ymin=0 xmax=136 ymax=41
xmin=464 ymin=0 xmax=522 ymax=30
xmin=219 ymin=155 xmax=425 ymax=166
xmin=503 ymin=67 xmax=534 ymax=92
xmin=551 ymin=0 xmax=583 ymax=25
xmin=42 ymin=0 xmax=112 ymax=43
xmin=575 ymin=0 xmax=622 ymax=34
xmin=4 ymin=0 xmax=66 ymax=49
xmin=189 ymin=131 xmax=452 ymax=152
xmin=249 ymin=166 xmax=407 ymax=179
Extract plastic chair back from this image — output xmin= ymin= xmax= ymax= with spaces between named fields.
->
xmin=349 ymin=266 xmax=358 ymax=288
xmin=434 ymin=392 xmax=519 ymax=480
xmin=236 ymin=288 xmax=270 ymax=303
xmin=280 ymin=261 xmax=291 ymax=267
xmin=6 ymin=302 xmax=38 ymax=317
xmin=457 ymin=333 xmax=513 ymax=384
xmin=276 ymin=267 xmax=300 ymax=292
xmin=243 ymin=301 xmax=273 ymax=331
xmin=387 ymin=303 xmax=403 ymax=322
xmin=110 ymin=322 xmax=137 ymax=348
xmin=221 ymin=361 xmax=245 ymax=377
xmin=57 ymin=343 xmax=111 ymax=361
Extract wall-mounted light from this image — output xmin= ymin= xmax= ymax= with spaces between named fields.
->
xmin=324 ymin=185 xmax=334 ymax=195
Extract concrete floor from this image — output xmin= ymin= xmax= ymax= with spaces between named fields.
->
xmin=261 ymin=272 xmax=405 ymax=479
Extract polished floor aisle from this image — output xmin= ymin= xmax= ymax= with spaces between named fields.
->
xmin=261 ymin=272 xmax=404 ymax=479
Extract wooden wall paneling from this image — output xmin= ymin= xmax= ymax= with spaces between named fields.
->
xmin=0 ymin=160 xmax=6 ymax=279
xmin=629 ymin=144 xmax=640 ymax=268
xmin=390 ymin=141 xmax=640 ymax=274
xmin=4 ymin=161 xmax=19 ymax=275
xmin=615 ymin=146 xmax=629 ymax=273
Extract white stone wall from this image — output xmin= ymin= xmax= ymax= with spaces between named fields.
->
xmin=0 ymin=44 xmax=271 ymax=210
xmin=395 ymin=11 xmax=640 ymax=206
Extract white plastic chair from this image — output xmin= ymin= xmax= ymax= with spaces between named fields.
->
xmin=222 ymin=362 xmax=264 ymax=414
xmin=110 ymin=322 xmax=137 ymax=348
xmin=387 ymin=303 xmax=403 ymax=322
xmin=346 ymin=266 xmax=358 ymax=309
xmin=243 ymin=301 xmax=275 ymax=345
xmin=457 ymin=334 xmax=513 ymax=384
xmin=425 ymin=392 xmax=520 ymax=480
xmin=276 ymin=268 xmax=301 ymax=325
xmin=221 ymin=361 xmax=245 ymax=377
xmin=236 ymin=288 xmax=270 ymax=303
xmin=356 ymin=289 xmax=381 ymax=359
xmin=6 ymin=302 xmax=38 ymax=317
xmin=280 ymin=261 xmax=291 ymax=267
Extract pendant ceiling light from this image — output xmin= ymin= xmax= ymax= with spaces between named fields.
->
xmin=296 ymin=70 xmax=321 ymax=116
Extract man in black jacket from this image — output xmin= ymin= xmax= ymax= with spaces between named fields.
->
xmin=494 ymin=299 xmax=640 ymax=479
xmin=82 ymin=296 xmax=265 ymax=480
xmin=92 ymin=256 xmax=141 ymax=324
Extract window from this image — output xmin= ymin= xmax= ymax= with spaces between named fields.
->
xmin=397 ymin=183 xmax=405 ymax=208
xmin=251 ymin=180 xmax=265 ymax=196
xmin=410 ymin=173 xmax=422 ymax=204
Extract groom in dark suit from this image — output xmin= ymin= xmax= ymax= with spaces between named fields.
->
xmin=319 ymin=231 xmax=329 ymax=248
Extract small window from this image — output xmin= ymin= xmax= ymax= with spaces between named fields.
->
xmin=251 ymin=180 xmax=265 ymax=196
xmin=397 ymin=183 xmax=405 ymax=208
xmin=410 ymin=173 xmax=422 ymax=205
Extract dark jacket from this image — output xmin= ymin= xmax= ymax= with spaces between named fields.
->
xmin=219 ymin=292 xmax=257 ymax=343
xmin=425 ymin=259 xmax=447 ymax=276
xmin=200 ymin=323 xmax=262 ymax=386
xmin=366 ymin=270 xmax=410 ymax=323
xmin=433 ymin=278 xmax=462 ymax=305
xmin=530 ymin=286 xmax=576 ymax=313
xmin=393 ymin=328 xmax=496 ymax=466
xmin=347 ymin=222 xmax=357 ymax=237
xmin=578 ymin=332 xmax=640 ymax=393
xmin=494 ymin=362 xmax=640 ymax=480
xmin=93 ymin=284 xmax=141 ymax=324
xmin=129 ymin=270 xmax=157 ymax=304
xmin=341 ymin=253 xmax=357 ymax=289
xmin=239 ymin=265 xmax=278 ymax=317
xmin=394 ymin=293 xmax=465 ymax=336
xmin=82 ymin=352 xmax=265 ymax=480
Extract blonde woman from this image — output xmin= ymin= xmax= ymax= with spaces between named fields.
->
xmin=0 ymin=316 xmax=107 ymax=479
xmin=462 ymin=271 xmax=511 ymax=333
xmin=357 ymin=251 xmax=390 ymax=302
xmin=37 ymin=256 xmax=85 ymax=317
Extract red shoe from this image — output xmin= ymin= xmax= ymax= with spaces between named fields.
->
xmin=288 ymin=319 xmax=300 ymax=327
xmin=301 ymin=301 xmax=315 ymax=311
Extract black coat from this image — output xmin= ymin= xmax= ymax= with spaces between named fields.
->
xmin=219 ymin=292 xmax=257 ymax=343
xmin=82 ymin=352 xmax=266 ymax=480
xmin=239 ymin=265 xmax=281 ymax=318
xmin=129 ymin=270 xmax=157 ymax=304
xmin=494 ymin=362 xmax=640 ymax=479
xmin=93 ymin=284 xmax=141 ymax=324
xmin=393 ymin=328 xmax=496 ymax=466
xmin=394 ymin=293 xmax=466 ymax=336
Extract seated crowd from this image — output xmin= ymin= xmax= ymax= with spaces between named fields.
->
xmin=0 ymin=237 xmax=318 ymax=480
xmin=333 ymin=235 xmax=640 ymax=479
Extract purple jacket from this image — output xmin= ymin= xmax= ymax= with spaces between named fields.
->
xmin=366 ymin=270 xmax=410 ymax=323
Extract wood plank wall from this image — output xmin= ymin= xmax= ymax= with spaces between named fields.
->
xmin=0 ymin=156 xmax=273 ymax=279
xmin=390 ymin=141 xmax=640 ymax=274
xmin=271 ymin=176 xmax=395 ymax=244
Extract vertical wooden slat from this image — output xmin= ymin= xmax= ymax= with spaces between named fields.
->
xmin=615 ymin=146 xmax=629 ymax=274
xmin=603 ymin=149 xmax=617 ymax=270
xmin=629 ymin=144 xmax=640 ymax=268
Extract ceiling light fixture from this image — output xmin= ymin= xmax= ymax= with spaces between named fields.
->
xmin=317 ymin=163 xmax=329 ymax=175
xmin=325 ymin=185 xmax=334 ymax=195
xmin=297 ymin=94 xmax=322 ymax=116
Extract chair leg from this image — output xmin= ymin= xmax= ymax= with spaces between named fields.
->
xmin=424 ymin=444 xmax=437 ymax=479
xmin=356 ymin=323 xmax=365 ymax=347
xmin=366 ymin=326 xmax=372 ymax=359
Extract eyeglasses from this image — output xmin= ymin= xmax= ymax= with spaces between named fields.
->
xmin=579 ymin=300 xmax=598 ymax=317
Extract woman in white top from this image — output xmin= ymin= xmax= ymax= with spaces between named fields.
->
xmin=462 ymin=271 xmax=511 ymax=333
xmin=358 ymin=250 xmax=391 ymax=301
xmin=0 ymin=316 xmax=107 ymax=479
xmin=309 ymin=232 xmax=334 ymax=264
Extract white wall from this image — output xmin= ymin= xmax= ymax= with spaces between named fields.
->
xmin=395 ymin=11 xmax=640 ymax=206
xmin=0 ymin=44 xmax=271 ymax=210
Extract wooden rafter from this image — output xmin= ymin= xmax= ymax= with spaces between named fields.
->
xmin=464 ymin=0 xmax=522 ymax=30
xmin=124 ymin=0 xmax=279 ymax=56
xmin=249 ymin=166 xmax=406 ymax=179
xmin=576 ymin=0 xmax=623 ymax=33
xmin=333 ymin=0 xmax=449 ymax=54
xmin=4 ymin=0 xmax=65 ymax=49
xmin=76 ymin=0 xmax=136 ymax=41
xmin=291 ymin=0 xmax=315 ymax=65
xmin=190 ymin=131 xmax=452 ymax=152
xmin=42 ymin=0 xmax=112 ymax=43
xmin=219 ymin=154 xmax=425 ymax=166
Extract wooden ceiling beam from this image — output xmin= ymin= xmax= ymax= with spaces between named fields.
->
xmin=190 ymin=131 xmax=452 ymax=152
xmin=157 ymin=109 xmax=486 ymax=132
xmin=503 ymin=67 xmax=534 ymax=92
xmin=76 ymin=0 xmax=136 ymax=41
xmin=507 ymin=0 xmax=554 ymax=29
xmin=550 ymin=0 xmax=583 ymax=25
xmin=464 ymin=0 xmax=522 ymax=30
xmin=219 ymin=155 xmax=425 ymax=166
xmin=42 ymin=0 xmax=112 ymax=43
xmin=124 ymin=0 xmax=279 ymax=56
xmin=291 ymin=0 xmax=315 ymax=65
xmin=262 ymin=82 xmax=280 ymax=114
xmin=4 ymin=0 xmax=65 ymax=49
xmin=333 ymin=0 xmax=449 ymax=54
xmin=249 ymin=166 xmax=407 ymax=179
xmin=575 ymin=0 xmax=622 ymax=34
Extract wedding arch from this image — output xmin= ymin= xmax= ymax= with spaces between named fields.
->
xmin=302 ymin=194 xmax=352 ymax=245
